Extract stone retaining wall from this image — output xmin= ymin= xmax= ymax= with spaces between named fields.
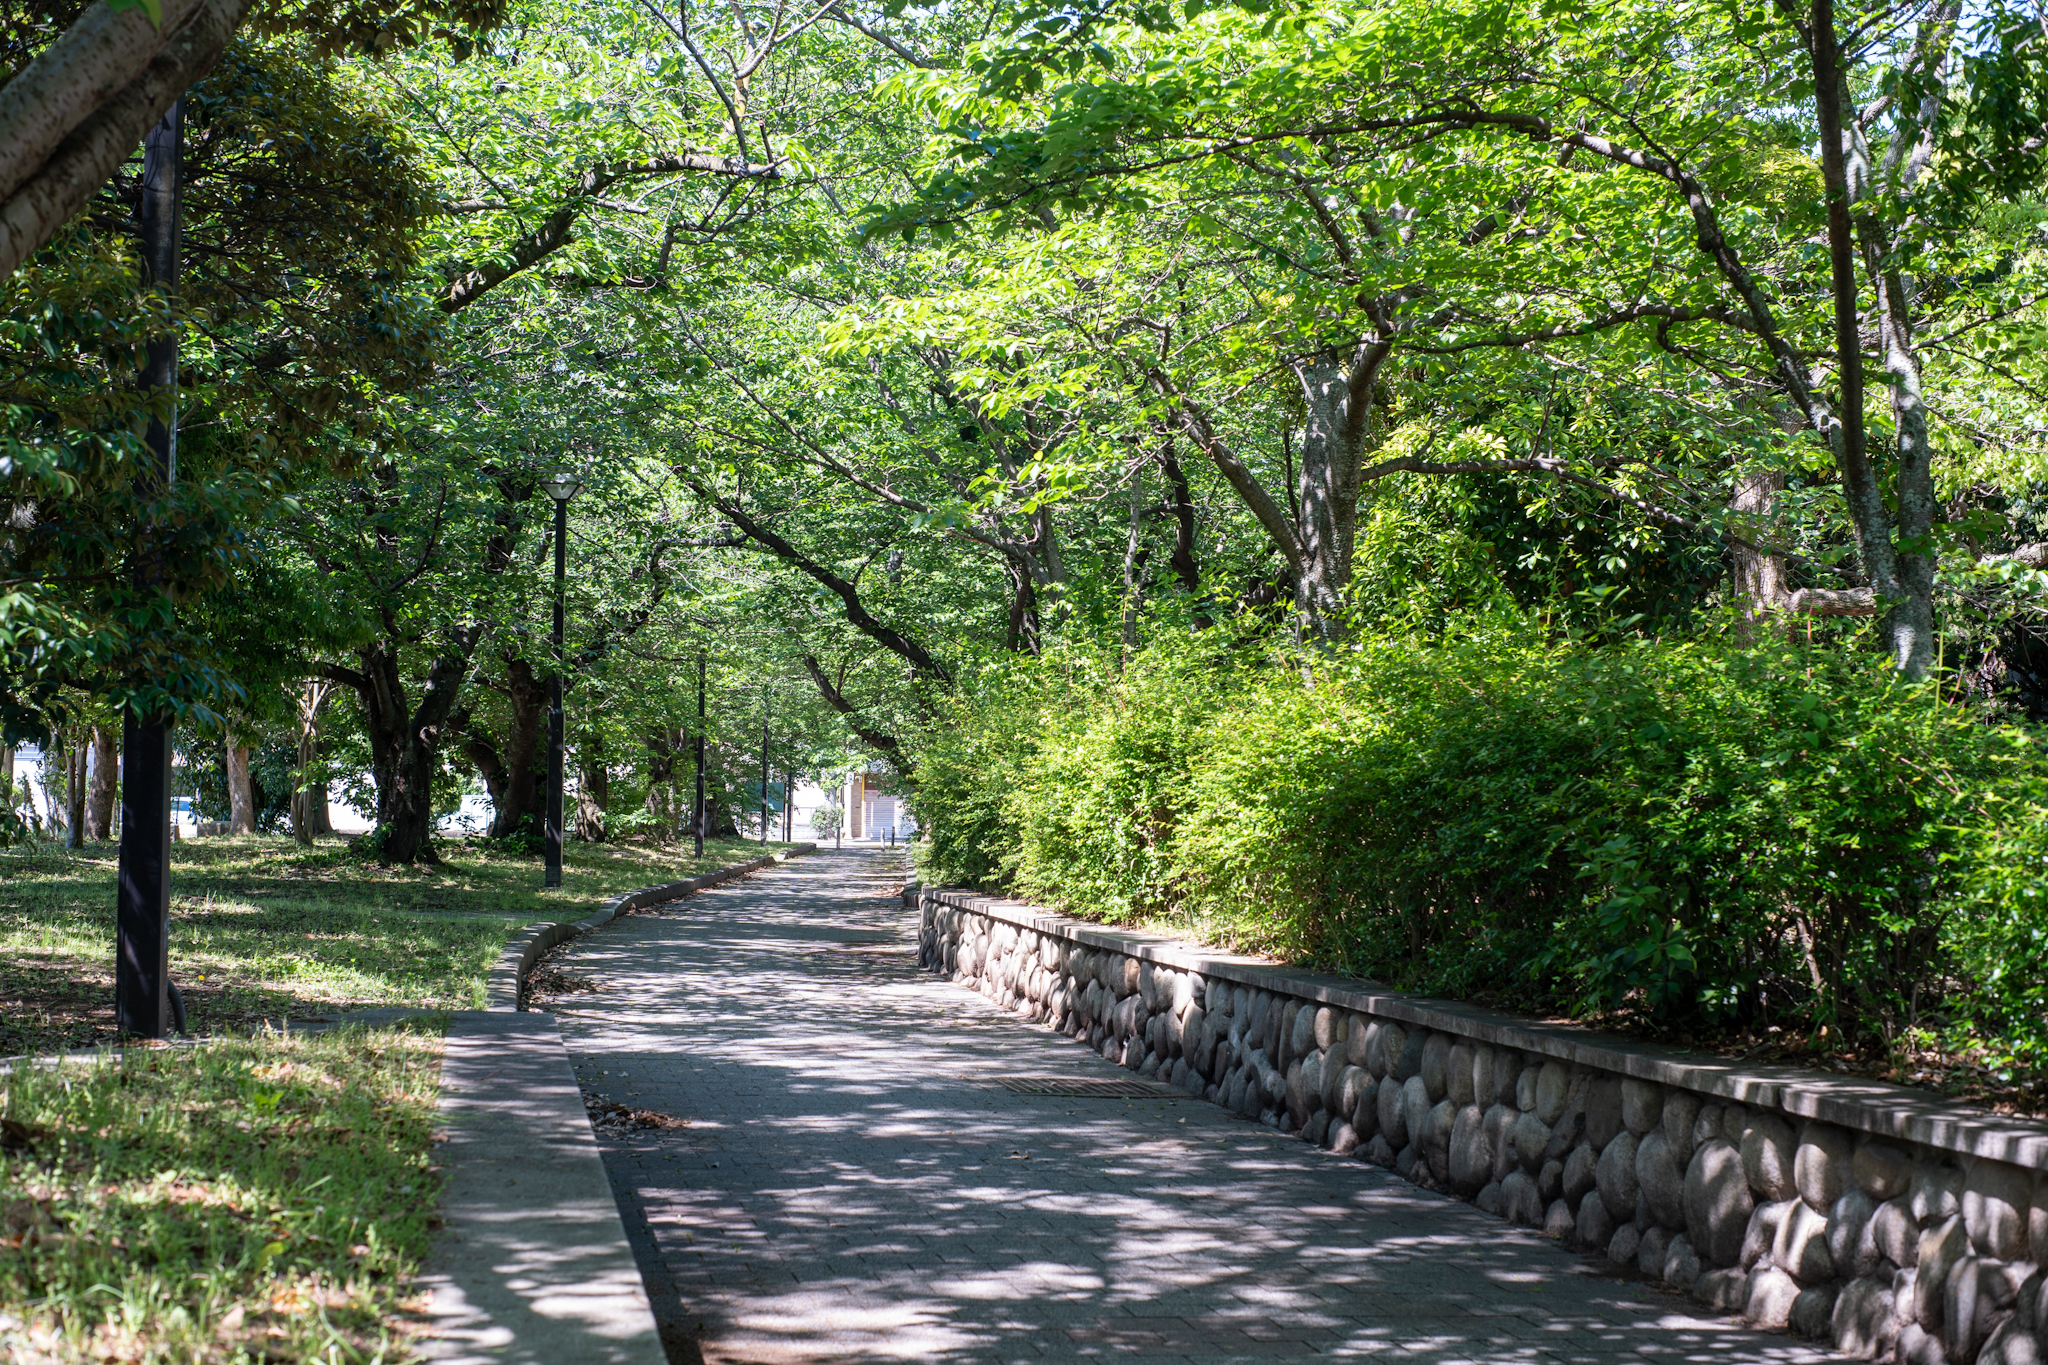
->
xmin=916 ymin=885 xmax=2048 ymax=1365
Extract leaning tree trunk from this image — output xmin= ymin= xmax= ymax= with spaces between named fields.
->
xmin=0 ymin=0 xmax=259 ymax=281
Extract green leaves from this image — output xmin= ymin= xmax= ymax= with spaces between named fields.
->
xmin=103 ymin=0 xmax=164 ymax=28
xmin=920 ymin=622 xmax=2036 ymax=1055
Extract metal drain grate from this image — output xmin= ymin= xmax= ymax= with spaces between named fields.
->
xmin=994 ymin=1077 xmax=1186 ymax=1098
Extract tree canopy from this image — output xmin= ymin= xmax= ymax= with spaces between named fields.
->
xmin=7 ymin=0 xmax=2048 ymax=1054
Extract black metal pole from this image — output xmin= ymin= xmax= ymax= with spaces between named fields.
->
xmin=117 ymin=101 xmax=182 ymax=1041
xmin=760 ymin=714 xmax=769 ymax=845
xmin=545 ymin=495 xmax=566 ymax=888
xmin=693 ymin=651 xmax=706 ymax=860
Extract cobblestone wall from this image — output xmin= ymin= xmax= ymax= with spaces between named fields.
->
xmin=917 ymin=889 xmax=2048 ymax=1365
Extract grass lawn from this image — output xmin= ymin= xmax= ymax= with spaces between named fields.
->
xmin=0 ymin=833 xmax=801 ymax=1362
xmin=0 ymin=834 xmax=797 ymax=1058
xmin=0 ymin=1022 xmax=442 ymax=1363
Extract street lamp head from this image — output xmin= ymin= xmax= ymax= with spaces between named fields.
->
xmin=541 ymin=471 xmax=584 ymax=503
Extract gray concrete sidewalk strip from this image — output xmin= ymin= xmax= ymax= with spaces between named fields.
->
xmin=415 ymin=1010 xmax=666 ymax=1365
xmin=547 ymin=848 xmax=1839 ymax=1365
xmin=486 ymin=844 xmax=816 ymax=1011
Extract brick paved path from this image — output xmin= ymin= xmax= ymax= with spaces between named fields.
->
xmin=545 ymin=848 xmax=1835 ymax=1365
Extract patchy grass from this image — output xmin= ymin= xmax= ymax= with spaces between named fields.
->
xmin=0 ymin=835 xmax=798 ymax=1057
xmin=0 ymin=1022 xmax=443 ymax=1364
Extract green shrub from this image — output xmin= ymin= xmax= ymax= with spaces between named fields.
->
xmin=911 ymin=620 xmax=2048 ymax=1066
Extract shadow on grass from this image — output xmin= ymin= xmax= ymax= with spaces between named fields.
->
xmin=0 ymin=835 xmax=797 ymax=1055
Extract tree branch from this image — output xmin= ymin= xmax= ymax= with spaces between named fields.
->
xmin=680 ymin=476 xmax=952 ymax=685
xmin=802 ymin=654 xmax=913 ymax=773
xmin=438 ymin=153 xmax=778 ymax=312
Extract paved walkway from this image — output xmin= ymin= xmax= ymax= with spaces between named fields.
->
xmin=544 ymin=848 xmax=1835 ymax=1365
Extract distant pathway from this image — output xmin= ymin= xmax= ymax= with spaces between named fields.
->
xmin=545 ymin=847 xmax=1834 ymax=1365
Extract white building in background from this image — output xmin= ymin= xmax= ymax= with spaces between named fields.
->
xmin=840 ymin=765 xmax=913 ymax=843
xmin=771 ymin=767 xmax=913 ymax=844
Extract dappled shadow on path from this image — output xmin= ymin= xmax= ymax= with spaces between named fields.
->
xmin=550 ymin=850 xmax=1837 ymax=1365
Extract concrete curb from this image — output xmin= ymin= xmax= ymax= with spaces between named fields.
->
xmin=487 ymin=845 xmax=816 ymax=1011
xmin=919 ymin=884 xmax=2048 ymax=1171
xmin=415 ymin=1010 xmax=664 ymax=1365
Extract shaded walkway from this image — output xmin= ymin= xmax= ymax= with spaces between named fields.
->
xmin=545 ymin=848 xmax=1835 ymax=1364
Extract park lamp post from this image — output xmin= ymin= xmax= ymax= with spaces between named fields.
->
xmin=116 ymin=101 xmax=183 ymax=1041
xmin=541 ymin=470 xmax=584 ymax=889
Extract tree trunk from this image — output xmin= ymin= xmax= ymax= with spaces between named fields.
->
xmin=64 ymin=733 xmax=86 ymax=850
xmin=643 ymin=729 xmax=677 ymax=839
xmin=458 ymin=657 xmax=549 ymax=838
xmin=1730 ymin=469 xmax=1789 ymax=624
xmin=1289 ymin=345 xmax=1389 ymax=637
xmin=226 ymin=737 xmax=254 ymax=834
xmin=1807 ymin=0 xmax=1931 ymax=677
xmin=0 ymin=0 xmax=258 ymax=281
xmin=1121 ymin=473 xmax=1147 ymax=664
xmin=85 ymin=725 xmax=117 ymax=840
xmin=575 ymin=734 xmax=607 ymax=842
xmin=1156 ymin=440 xmax=1208 ymax=625
xmin=1004 ymin=559 xmax=1040 ymax=652
xmin=335 ymin=634 xmax=477 ymax=865
xmin=290 ymin=682 xmax=332 ymax=847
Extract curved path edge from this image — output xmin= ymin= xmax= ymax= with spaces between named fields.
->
xmin=416 ymin=844 xmax=813 ymax=1363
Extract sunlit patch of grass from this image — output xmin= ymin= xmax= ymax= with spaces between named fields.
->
xmin=0 ymin=835 xmax=795 ymax=1056
xmin=0 ymin=1022 xmax=443 ymax=1364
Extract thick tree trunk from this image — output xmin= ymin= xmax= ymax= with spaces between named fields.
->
xmin=225 ymin=737 xmax=254 ymax=834
xmin=1289 ymin=345 xmax=1390 ymax=637
xmin=0 ymin=0 xmax=257 ymax=280
xmin=335 ymin=634 xmax=477 ymax=865
xmin=84 ymin=725 xmax=117 ymax=840
xmin=575 ymin=734 xmax=607 ymax=842
xmin=457 ymin=657 xmax=548 ymax=838
xmin=1730 ymin=469 xmax=1789 ymax=623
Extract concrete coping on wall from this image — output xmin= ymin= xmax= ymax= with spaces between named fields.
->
xmin=488 ymin=844 xmax=816 ymax=1011
xmin=921 ymin=885 xmax=2048 ymax=1171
